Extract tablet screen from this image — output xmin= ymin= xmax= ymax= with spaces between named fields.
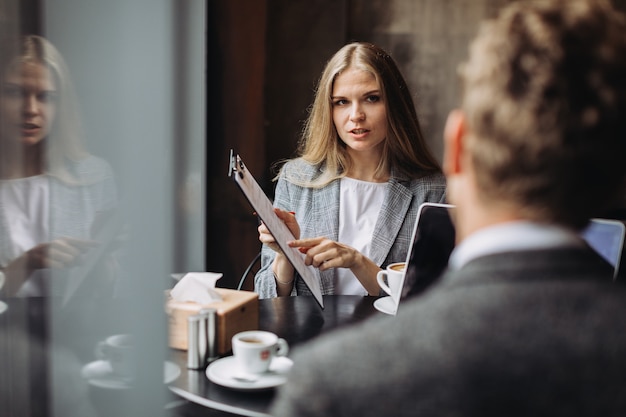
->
xmin=401 ymin=203 xmax=456 ymax=301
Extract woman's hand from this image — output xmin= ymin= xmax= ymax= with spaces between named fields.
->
xmin=25 ymin=237 xmax=98 ymax=270
xmin=257 ymin=208 xmax=301 ymax=296
xmin=257 ymin=208 xmax=300 ymax=253
xmin=1 ymin=237 xmax=98 ymax=296
xmin=287 ymin=237 xmax=382 ymax=295
xmin=287 ymin=237 xmax=359 ymax=271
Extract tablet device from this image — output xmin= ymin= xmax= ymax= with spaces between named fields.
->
xmin=580 ymin=218 xmax=626 ymax=280
xmin=374 ymin=202 xmax=456 ymax=315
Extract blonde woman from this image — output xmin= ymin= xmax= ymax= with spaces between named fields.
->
xmin=256 ymin=42 xmax=446 ymax=298
xmin=0 ymin=35 xmax=118 ymax=296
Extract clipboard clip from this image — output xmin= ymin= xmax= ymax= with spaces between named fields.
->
xmin=228 ymin=149 xmax=245 ymax=179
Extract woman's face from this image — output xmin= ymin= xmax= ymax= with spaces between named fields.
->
xmin=1 ymin=61 xmax=58 ymax=147
xmin=331 ymin=67 xmax=387 ymax=156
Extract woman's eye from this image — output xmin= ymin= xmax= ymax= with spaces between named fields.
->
xmin=2 ymin=85 xmax=22 ymax=98
xmin=333 ymin=99 xmax=348 ymax=106
xmin=366 ymin=95 xmax=380 ymax=103
xmin=38 ymin=91 xmax=58 ymax=103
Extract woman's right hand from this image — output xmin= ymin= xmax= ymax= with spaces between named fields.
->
xmin=257 ymin=208 xmax=300 ymax=254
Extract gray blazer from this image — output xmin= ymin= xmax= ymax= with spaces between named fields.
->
xmin=269 ymin=246 xmax=626 ymax=417
xmin=254 ymin=158 xmax=446 ymax=298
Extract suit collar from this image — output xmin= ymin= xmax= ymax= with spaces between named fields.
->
xmin=442 ymin=246 xmax=615 ymax=286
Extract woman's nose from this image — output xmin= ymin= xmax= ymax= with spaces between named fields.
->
xmin=23 ymin=95 xmax=39 ymax=115
xmin=349 ymin=104 xmax=365 ymax=121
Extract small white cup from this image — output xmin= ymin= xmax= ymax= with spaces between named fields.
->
xmin=232 ymin=331 xmax=289 ymax=374
xmin=376 ymin=262 xmax=406 ymax=303
xmin=96 ymin=334 xmax=136 ymax=378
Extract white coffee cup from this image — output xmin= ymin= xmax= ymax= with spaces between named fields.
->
xmin=96 ymin=334 xmax=136 ymax=378
xmin=231 ymin=331 xmax=289 ymax=374
xmin=376 ymin=262 xmax=406 ymax=303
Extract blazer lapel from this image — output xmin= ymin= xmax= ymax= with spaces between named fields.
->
xmin=369 ymin=178 xmax=412 ymax=266
xmin=311 ymin=180 xmax=340 ymax=241
xmin=310 ymin=180 xmax=340 ymax=294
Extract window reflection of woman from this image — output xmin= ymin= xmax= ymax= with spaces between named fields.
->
xmin=0 ymin=35 xmax=118 ymax=297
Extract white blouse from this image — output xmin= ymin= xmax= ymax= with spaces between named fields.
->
xmin=0 ymin=175 xmax=50 ymax=268
xmin=336 ymin=177 xmax=387 ymax=295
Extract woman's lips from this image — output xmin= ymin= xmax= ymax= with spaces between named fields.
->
xmin=350 ymin=128 xmax=370 ymax=138
xmin=21 ymin=123 xmax=41 ymax=135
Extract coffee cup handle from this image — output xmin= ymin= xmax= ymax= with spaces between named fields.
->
xmin=95 ymin=341 xmax=108 ymax=361
xmin=377 ymin=270 xmax=392 ymax=296
xmin=275 ymin=338 xmax=289 ymax=357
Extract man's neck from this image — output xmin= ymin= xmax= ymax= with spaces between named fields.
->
xmin=453 ymin=199 xmax=523 ymax=245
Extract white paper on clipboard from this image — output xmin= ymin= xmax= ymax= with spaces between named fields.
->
xmin=229 ymin=150 xmax=324 ymax=308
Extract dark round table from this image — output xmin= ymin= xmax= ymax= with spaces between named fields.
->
xmin=168 ymin=295 xmax=381 ymax=417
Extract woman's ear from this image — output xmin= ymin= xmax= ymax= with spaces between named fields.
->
xmin=443 ymin=110 xmax=466 ymax=176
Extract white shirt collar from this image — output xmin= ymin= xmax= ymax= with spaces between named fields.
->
xmin=448 ymin=221 xmax=585 ymax=270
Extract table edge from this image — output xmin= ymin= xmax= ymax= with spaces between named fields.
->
xmin=168 ymin=386 xmax=272 ymax=417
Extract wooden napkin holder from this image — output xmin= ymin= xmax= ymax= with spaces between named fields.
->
xmin=165 ymin=288 xmax=259 ymax=355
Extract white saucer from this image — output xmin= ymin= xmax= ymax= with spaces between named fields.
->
xmin=207 ymin=356 xmax=293 ymax=391
xmin=81 ymin=360 xmax=181 ymax=390
xmin=374 ymin=296 xmax=397 ymax=315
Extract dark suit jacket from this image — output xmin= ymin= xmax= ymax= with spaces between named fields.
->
xmin=270 ymin=246 xmax=626 ymax=417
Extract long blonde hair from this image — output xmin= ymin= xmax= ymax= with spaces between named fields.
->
xmin=286 ymin=42 xmax=440 ymax=188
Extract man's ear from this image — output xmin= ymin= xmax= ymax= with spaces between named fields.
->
xmin=443 ymin=110 xmax=466 ymax=176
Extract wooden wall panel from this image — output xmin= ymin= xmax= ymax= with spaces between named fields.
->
xmin=206 ymin=0 xmax=267 ymax=288
xmin=264 ymin=0 xmax=348 ymax=184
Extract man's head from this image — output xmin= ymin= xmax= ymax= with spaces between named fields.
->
xmin=445 ymin=0 xmax=626 ymax=232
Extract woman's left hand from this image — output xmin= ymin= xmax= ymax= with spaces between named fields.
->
xmin=288 ymin=236 xmax=383 ymax=296
xmin=287 ymin=237 xmax=360 ymax=271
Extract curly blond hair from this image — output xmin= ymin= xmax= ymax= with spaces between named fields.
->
xmin=460 ymin=0 xmax=626 ymax=228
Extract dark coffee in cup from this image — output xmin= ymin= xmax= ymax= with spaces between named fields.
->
xmin=390 ymin=263 xmax=406 ymax=272
xmin=239 ymin=337 xmax=264 ymax=344
xmin=232 ymin=331 xmax=290 ymax=374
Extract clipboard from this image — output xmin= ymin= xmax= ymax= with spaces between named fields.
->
xmin=229 ymin=150 xmax=324 ymax=308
